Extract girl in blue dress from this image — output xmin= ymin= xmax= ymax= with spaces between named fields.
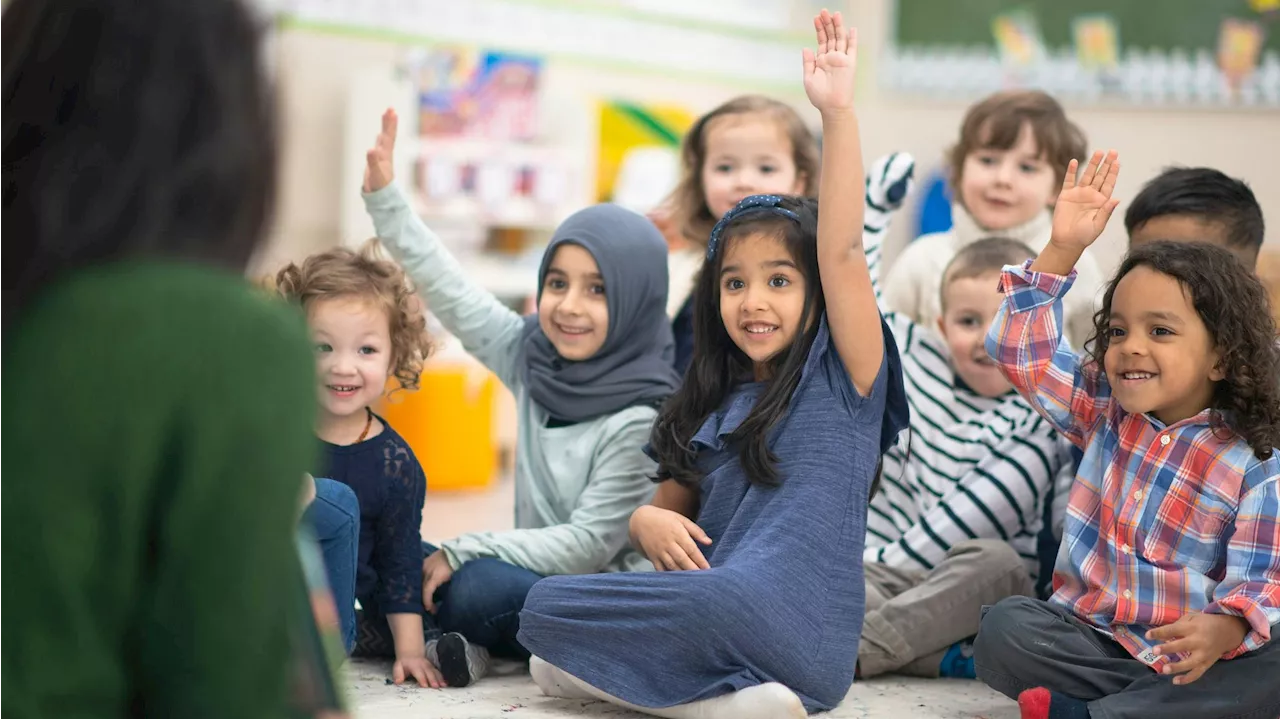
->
xmin=517 ymin=11 xmax=908 ymax=718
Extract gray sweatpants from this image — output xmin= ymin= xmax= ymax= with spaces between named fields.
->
xmin=974 ymin=596 xmax=1280 ymax=719
xmin=859 ymin=539 xmax=1034 ymax=678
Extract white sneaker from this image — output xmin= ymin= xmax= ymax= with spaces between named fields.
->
xmin=426 ymin=632 xmax=491 ymax=687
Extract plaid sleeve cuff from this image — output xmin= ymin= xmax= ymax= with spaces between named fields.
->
xmin=1206 ymin=602 xmax=1274 ymax=658
xmin=998 ymin=260 xmax=1079 ymax=312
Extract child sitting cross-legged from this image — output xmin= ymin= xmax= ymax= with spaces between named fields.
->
xmin=858 ymin=153 xmax=1062 ymax=681
xmin=974 ymin=151 xmax=1280 ymax=719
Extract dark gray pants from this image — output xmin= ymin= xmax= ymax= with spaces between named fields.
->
xmin=973 ymin=596 xmax=1280 ymax=719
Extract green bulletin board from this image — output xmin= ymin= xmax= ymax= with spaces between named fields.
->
xmin=893 ymin=0 xmax=1279 ymax=54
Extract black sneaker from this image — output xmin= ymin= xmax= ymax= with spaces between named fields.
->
xmin=427 ymin=632 xmax=491 ymax=687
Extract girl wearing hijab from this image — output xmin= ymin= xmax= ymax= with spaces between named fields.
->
xmin=360 ymin=109 xmax=680 ymax=687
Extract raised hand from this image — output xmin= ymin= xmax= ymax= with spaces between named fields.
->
xmin=1050 ymin=150 xmax=1120 ymax=253
xmin=802 ymin=9 xmax=858 ymax=115
xmin=363 ymin=108 xmax=398 ymax=194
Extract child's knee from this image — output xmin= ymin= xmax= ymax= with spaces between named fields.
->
xmin=443 ymin=559 xmax=529 ymax=618
xmin=973 ymin=596 xmax=1039 ymax=662
xmin=314 ymin=477 xmax=359 ymax=520
xmin=950 ymin=539 xmax=1023 ymax=571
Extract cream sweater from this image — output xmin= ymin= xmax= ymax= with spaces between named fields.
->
xmin=881 ymin=204 xmax=1105 ymax=349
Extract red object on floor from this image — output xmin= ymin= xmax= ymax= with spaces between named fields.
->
xmin=1017 ymin=687 xmax=1053 ymax=719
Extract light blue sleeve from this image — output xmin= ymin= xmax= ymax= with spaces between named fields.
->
xmin=363 ymin=181 xmax=526 ymax=390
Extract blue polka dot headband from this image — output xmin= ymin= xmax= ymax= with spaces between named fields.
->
xmin=706 ymin=194 xmax=801 ymax=260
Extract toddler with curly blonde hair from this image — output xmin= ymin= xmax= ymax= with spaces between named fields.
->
xmin=273 ymin=241 xmax=460 ymax=688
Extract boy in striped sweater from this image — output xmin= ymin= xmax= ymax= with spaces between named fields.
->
xmin=857 ymin=153 xmax=1063 ymax=680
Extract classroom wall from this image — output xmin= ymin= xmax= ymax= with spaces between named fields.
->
xmin=261 ymin=0 xmax=1280 ymax=278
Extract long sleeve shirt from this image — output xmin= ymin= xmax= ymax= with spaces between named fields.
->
xmin=986 ymin=262 xmax=1280 ymax=669
xmin=862 ymin=154 xmax=1059 ymax=576
xmin=364 ymin=182 xmax=656 ymax=576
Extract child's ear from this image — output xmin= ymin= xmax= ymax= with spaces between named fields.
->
xmin=1209 ymin=354 xmax=1226 ymax=383
xmin=936 ymin=314 xmax=948 ymax=340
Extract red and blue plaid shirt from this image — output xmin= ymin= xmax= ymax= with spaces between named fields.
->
xmin=986 ymin=262 xmax=1280 ymax=669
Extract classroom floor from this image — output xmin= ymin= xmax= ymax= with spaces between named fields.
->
xmin=346 ymin=658 xmax=1019 ymax=718
xmin=359 ymin=477 xmax=1020 ymax=719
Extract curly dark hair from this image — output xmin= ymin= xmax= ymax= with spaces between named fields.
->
xmin=1084 ymin=240 xmax=1280 ymax=459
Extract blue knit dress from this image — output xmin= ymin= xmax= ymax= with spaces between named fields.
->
xmin=518 ymin=316 xmax=907 ymax=712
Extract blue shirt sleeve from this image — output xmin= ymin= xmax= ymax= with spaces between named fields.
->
xmin=820 ymin=314 xmax=909 ymax=455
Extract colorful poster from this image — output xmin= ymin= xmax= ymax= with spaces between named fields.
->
xmin=469 ymin=51 xmax=543 ymax=141
xmin=1072 ymin=14 xmax=1120 ymax=72
xmin=1218 ymin=17 xmax=1266 ymax=85
xmin=991 ymin=8 xmax=1046 ymax=67
xmin=595 ymin=101 xmax=694 ymax=203
xmin=410 ymin=46 xmax=480 ymax=136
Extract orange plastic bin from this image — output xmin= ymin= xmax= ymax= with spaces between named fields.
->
xmin=378 ymin=362 xmax=498 ymax=492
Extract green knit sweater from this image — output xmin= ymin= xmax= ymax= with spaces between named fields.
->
xmin=2 ymin=262 xmax=321 ymax=719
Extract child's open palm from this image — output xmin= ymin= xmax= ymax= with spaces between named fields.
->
xmin=1050 ymin=150 xmax=1121 ymax=252
xmin=363 ymin=108 xmax=398 ymax=194
xmin=802 ymin=9 xmax=857 ymax=115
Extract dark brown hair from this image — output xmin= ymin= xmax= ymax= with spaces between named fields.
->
xmin=1085 ymin=241 xmax=1280 ymax=459
xmin=666 ymin=96 xmax=819 ymax=246
xmin=270 ymin=240 xmax=433 ymax=392
xmin=948 ymin=90 xmax=1086 ymax=197
xmin=3 ymin=0 xmax=277 ymax=332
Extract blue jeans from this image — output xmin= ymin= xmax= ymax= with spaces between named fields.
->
xmin=304 ymin=478 xmax=359 ymax=654
xmin=422 ymin=541 xmax=544 ymax=659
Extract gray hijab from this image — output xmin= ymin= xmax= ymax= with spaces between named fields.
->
xmin=519 ymin=204 xmax=680 ymax=422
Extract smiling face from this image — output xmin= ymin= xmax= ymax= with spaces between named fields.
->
xmin=938 ymin=272 xmax=1012 ymax=397
xmin=718 ymin=232 xmax=809 ymax=378
xmin=538 ymin=243 xmax=609 ymax=361
xmin=1102 ymin=265 xmax=1223 ymax=425
xmin=958 ymin=122 xmax=1058 ymax=232
xmin=701 ymin=113 xmax=807 ymax=221
xmin=309 ymin=296 xmax=394 ymax=424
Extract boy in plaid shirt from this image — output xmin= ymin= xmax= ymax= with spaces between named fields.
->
xmin=974 ymin=150 xmax=1280 ymax=719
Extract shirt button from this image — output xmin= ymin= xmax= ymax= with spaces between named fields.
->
xmin=1121 ymin=543 xmax=1131 ymax=554
xmin=1134 ymin=490 xmax=1143 ymax=500
xmin=1160 ymin=434 xmax=1171 ymax=446
xmin=1123 ymin=589 xmax=1133 ymax=599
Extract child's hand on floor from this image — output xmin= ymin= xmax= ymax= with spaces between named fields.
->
xmin=421 ymin=550 xmax=454 ymax=614
xmin=630 ymin=505 xmax=713 ymax=571
xmin=1049 ymin=150 xmax=1120 ymax=254
xmin=393 ymin=654 xmax=446 ymax=689
xmin=802 ymin=9 xmax=857 ymax=116
xmin=1147 ymin=612 xmax=1249 ymax=685
xmin=363 ymin=108 xmax=397 ymax=194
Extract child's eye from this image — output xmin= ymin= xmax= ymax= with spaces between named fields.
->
xmin=314 ymin=343 xmax=333 ymax=353
xmin=545 ymin=278 xmax=567 ymax=291
xmin=977 ymin=155 xmax=997 ymax=166
xmin=1106 ymin=327 xmax=1125 ymax=338
xmin=1151 ymin=327 xmax=1173 ymax=337
xmin=590 ymin=283 xmax=606 ymax=295
xmin=1020 ymin=163 xmax=1040 ymax=173
xmin=714 ymin=163 xmax=733 ymax=173
xmin=724 ymin=278 xmax=745 ymax=291
xmin=768 ymin=275 xmax=790 ymax=288
xmin=759 ymin=165 xmax=777 ymax=175
xmin=359 ymin=346 xmax=378 ymax=355
xmin=958 ymin=316 xmax=981 ymax=328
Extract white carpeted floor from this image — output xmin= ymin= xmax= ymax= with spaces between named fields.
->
xmin=347 ymin=659 xmax=1020 ymax=719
